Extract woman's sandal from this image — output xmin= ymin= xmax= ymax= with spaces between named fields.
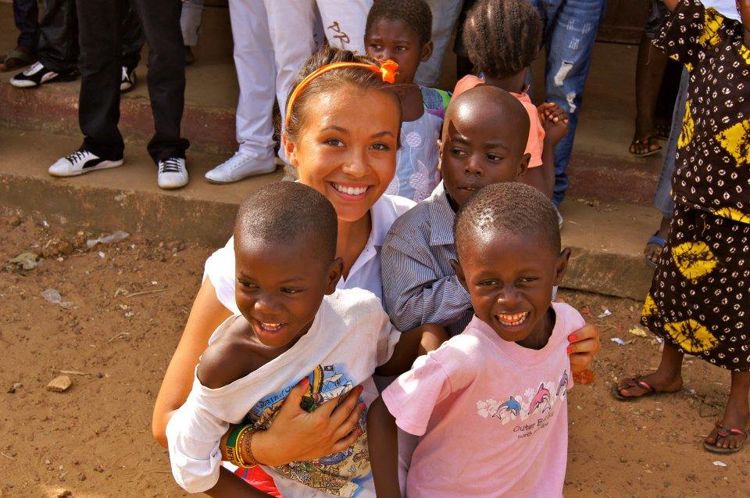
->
xmin=703 ymin=422 xmax=748 ymax=454
xmin=0 ymin=48 xmax=34 ymax=72
xmin=629 ymin=136 xmax=662 ymax=157
xmin=644 ymin=232 xmax=666 ymax=269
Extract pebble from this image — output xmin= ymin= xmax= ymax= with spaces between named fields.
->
xmin=56 ymin=490 xmax=72 ymax=498
xmin=7 ymin=383 xmax=22 ymax=394
xmin=47 ymin=376 xmax=72 ymax=393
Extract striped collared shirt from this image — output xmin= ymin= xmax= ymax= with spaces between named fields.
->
xmin=381 ymin=182 xmax=473 ymax=336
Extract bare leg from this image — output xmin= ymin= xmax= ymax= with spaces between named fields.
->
xmin=631 ymin=34 xmax=668 ymax=156
xmin=617 ymin=341 xmax=684 ymax=398
xmin=704 ymin=371 xmax=750 ymax=451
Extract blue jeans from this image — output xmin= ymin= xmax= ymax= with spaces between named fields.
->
xmin=526 ymin=0 xmax=607 ymax=205
xmin=654 ymin=68 xmax=689 ymax=219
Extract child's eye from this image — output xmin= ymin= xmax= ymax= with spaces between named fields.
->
xmin=369 ymin=44 xmax=382 ymax=51
xmin=281 ymin=287 xmax=303 ymax=295
xmin=486 ymin=153 xmax=503 ymax=162
xmin=238 ymin=279 xmax=257 ymax=289
xmin=477 ymin=279 xmax=499 ymax=287
xmin=325 ymin=138 xmax=344 ymax=147
xmin=371 ymin=142 xmax=391 ymax=151
xmin=450 ymin=148 xmax=467 ymax=157
xmin=396 ymin=46 xmax=407 ymax=52
xmin=518 ymin=277 xmax=538 ymax=285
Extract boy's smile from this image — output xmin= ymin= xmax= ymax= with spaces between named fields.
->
xmin=455 ymin=232 xmax=569 ymax=349
xmin=235 ymin=240 xmax=341 ymax=350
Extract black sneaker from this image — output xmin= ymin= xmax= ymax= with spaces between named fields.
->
xmin=48 ymin=149 xmax=124 ymax=177
xmin=10 ymin=61 xmax=78 ymax=88
xmin=120 ymin=66 xmax=137 ymax=92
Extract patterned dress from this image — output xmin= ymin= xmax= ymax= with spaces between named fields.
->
xmin=642 ymin=0 xmax=750 ymax=371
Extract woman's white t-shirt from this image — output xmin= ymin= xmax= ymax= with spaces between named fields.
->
xmin=203 ymin=194 xmax=416 ymax=314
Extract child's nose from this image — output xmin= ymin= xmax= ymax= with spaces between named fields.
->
xmin=465 ymin=155 xmax=483 ymax=175
xmin=253 ymin=294 xmax=282 ymax=315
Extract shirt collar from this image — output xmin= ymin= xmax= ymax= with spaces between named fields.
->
xmin=427 ymin=182 xmax=457 ymax=246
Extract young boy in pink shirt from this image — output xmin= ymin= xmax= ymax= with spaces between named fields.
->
xmin=368 ymin=182 xmax=584 ymax=497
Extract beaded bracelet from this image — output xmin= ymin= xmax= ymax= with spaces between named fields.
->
xmin=221 ymin=424 xmax=247 ymax=467
xmin=237 ymin=425 xmax=261 ymax=467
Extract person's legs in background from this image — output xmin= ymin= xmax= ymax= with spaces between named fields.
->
xmin=119 ymin=0 xmax=144 ymax=93
xmin=2 ymin=0 xmax=39 ymax=71
xmin=528 ymin=0 xmax=607 ymax=206
xmin=316 ymin=0 xmax=372 ymax=53
xmin=130 ymin=0 xmax=190 ymax=189
xmin=630 ymin=0 xmax=669 ymax=157
xmin=644 ymin=68 xmax=688 ymax=267
xmin=181 ymin=0 xmax=204 ymax=65
xmin=10 ymin=0 xmax=80 ymax=88
xmin=206 ymin=0 xmax=315 ymax=183
xmin=47 ymin=0 xmax=126 ymax=178
xmin=415 ymin=0 xmax=464 ymax=87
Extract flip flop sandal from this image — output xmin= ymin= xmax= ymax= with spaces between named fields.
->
xmin=645 ymin=232 xmax=667 ymax=269
xmin=629 ymin=137 xmax=662 ymax=158
xmin=611 ymin=377 xmax=656 ymax=401
xmin=0 ymin=48 xmax=34 ymax=72
xmin=703 ymin=423 xmax=748 ymax=454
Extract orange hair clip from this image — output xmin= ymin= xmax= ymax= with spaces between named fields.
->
xmin=284 ymin=60 xmax=399 ymax=129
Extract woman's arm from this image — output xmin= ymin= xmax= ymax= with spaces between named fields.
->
xmin=153 ymin=279 xmax=233 ymax=447
xmin=568 ymin=323 xmax=601 ymax=374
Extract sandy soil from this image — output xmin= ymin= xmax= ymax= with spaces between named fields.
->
xmin=1 ymin=214 xmax=748 ymax=498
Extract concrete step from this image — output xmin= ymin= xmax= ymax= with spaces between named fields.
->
xmin=0 ymin=126 xmax=659 ymax=301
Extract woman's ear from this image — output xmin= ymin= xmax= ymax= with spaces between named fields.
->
xmin=282 ymin=133 xmax=299 ymax=168
xmin=326 ymin=257 xmax=344 ymax=294
xmin=437 ymin=139 xmax=444 ymax=172
xmin=553 ymin=248 xmax=571 ymax=287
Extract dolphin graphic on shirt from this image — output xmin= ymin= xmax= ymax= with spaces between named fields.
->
xmin=528 ymin=383 xmax=551 ymax=415
xmin=493 ymin=395 xmax=522 ymax=418
xmin=556 ymin=371 xmax=569 ymax=397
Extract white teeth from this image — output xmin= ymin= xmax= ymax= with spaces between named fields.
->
xmin=333 ymin=183 xmax=367 ymax=196
xmin=496 ymin=312 xmax=528 ymax=326
xmin=260 ymin=322 xmax=282 ymax=331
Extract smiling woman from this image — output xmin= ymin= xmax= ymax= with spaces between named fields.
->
xmin=152 ymin=47 xmax=414 ymax=492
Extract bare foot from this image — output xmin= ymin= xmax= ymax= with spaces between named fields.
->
xmin=614 ymin=371 xmax=683 ymax=400
xmin=704 ymin=406 xmax=749 ymax=453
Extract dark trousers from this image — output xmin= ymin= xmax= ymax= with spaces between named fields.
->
xmin=39 ymin=0 xmax=143 ymax=73
xmin=13 ymin=0 xmax=39 ymax=52
xmin=77 ymin=0 xmax=189 ymax=162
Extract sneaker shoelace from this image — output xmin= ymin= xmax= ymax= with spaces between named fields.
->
xmin=65 ymin=150 xmax=88 ymax=163
xmin=160 ymin=158 xmax=182 ymax=174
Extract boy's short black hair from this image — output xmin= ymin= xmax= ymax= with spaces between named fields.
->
xmin=365 ymin=0 xmax=433 ymax=46
xmin=235 ymin=182 xmax=337 ymax=263
xmin=462 ymin=0 xmax=543 ymax=79
xmin=455 ymin=182 xmax=561 ymax=260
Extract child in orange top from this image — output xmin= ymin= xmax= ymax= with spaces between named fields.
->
xmin=454 ymin=0 xmax=568 ymax=200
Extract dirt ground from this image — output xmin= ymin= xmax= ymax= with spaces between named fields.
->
xmin=1 ymin=214 xmax=748 ymax=498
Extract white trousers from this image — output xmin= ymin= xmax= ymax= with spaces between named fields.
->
xmin=316 ymin=0 xmax=372 ymax=53
xmin=229 ymin=0 xmax=316 ymax=161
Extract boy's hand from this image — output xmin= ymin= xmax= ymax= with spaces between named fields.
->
xmin=417 ymin=324 xmax=450 ymax=356
xmin=538 ymin=102 xmax=569 ymax=146
xmin=567 ymin=323 xmax=601 ymax=374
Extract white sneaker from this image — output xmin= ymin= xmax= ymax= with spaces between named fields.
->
xmin=48 ymin=150 xmax=124 ymax=177
xmin=204 ymin=152 xmax=277 ymax=184
xmin=120 ymin=66 xmax=137 ymax=93
xmin=157 ymin=157 xmax=189 ymax=189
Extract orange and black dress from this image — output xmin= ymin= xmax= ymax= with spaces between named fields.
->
xmin=642 ymin=0 xmax=750 ymax=371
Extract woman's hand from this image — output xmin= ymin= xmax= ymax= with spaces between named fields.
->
xmin=567 ymin=323 xmax=600 ymax=374
xmin=251 ymin=379 xmax=366 ymax=467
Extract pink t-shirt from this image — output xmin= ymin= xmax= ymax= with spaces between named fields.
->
xmin=453 ymin=74 xmax=545 ymax=168
xmin=382 ymin=302 xmax=584 ymax=498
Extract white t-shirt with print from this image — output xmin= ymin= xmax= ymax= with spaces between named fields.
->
xmin=167 ymin=288 xmax=400 ymax=497
xmin=203 ymin=194 xmax=415 ymax=314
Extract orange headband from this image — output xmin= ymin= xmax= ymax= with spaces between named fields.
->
xmin=284 ymin=60 xmax=399 ymax=129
